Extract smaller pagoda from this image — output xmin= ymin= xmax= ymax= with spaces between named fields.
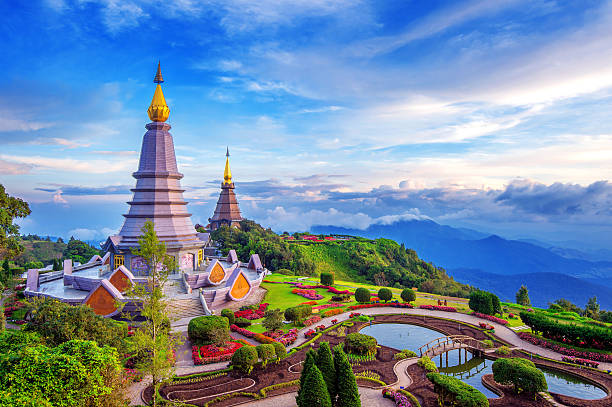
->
xmin=208 ymin=148 xmax=243 ymax=230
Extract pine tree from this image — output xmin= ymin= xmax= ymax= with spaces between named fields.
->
xmin=317 ymin=342 xmax=336 ymax=402
xmin=516 ymin=285 xmax=531 ymax=306
xmin=297 ymin=365 xmax=331 ymax=407
xmin=296 ymin=349 xmax=317 ymax=405
xmin=334 ymin=345 xmax=361 ymax=407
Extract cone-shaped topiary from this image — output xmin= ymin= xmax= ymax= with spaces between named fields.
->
xmin=297 ymin=365 xmax=331 ymax=407
xmin=296 ymin=349 xmax=317 ymax=405
xmin=317 ymin=342 xmax=337 ymax=402
xmin=334 ymin=344 xmax=361 ymax=407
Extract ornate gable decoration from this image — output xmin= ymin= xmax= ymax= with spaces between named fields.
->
xmin=226 ymin=249 xmax=239 ymax=264
xmin=108 ymin=265 xmax=135 ymax=292
xmin=205 ymin=259 xmax=227 ymax=285
xmin=226 ymin=267 xmax=252 ymax=301
xmin=247 ymin=254 xmax=263 ymax=271
xmin=83 ymin=279 xmax=124 ymax=317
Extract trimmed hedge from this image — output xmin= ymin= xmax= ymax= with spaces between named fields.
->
xmin=285 ymin=304 xmax=312 ymax=323
xmin=378 ymin=288 xmax=392 ymax=302
xmin=520 ymin=311 xmax=612 ymax=349
xmin=418 ymin=355 xmax=438 ymax=373
xmin=401 ymin=288 xmax=416 ymax=303
xmin=221 ymin=308 xmax=235 ymax=324
xmin=188 ymin=315 xmax=229 ymax=345
xmin=234 ymin=317 xmax=252 ymax=328
xmin=320 ymin=272 xmax=334 ymax=286
xmin=492 ymin=357 xmax=547 ymax=394
xmin=231 ymin=345 xmax=258 ymax=374
xmin=427 ymin=372 xmax=489 ymax=407
xmin=345 ymin=332 xmax=377 ymax=356
xmin=354 ymin=287 xmax=371 ymax=303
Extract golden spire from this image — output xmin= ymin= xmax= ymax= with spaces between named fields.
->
xmin=147 ymin=61 xmax=170 ymax=122
xmin=223 ymin=147 xmax=232 ymax=185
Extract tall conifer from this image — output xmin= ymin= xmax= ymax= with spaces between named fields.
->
xmin=297 ymin=365 xmax=331 ymax=407
xmin=296 ymin=349 xmax=317 ymax=405
xmin=317 ymin=342 xmax=337 ymax=401
xmin=334 ymin=345 xmax=361 ymax=407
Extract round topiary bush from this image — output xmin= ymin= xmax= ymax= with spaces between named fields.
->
xmin=234 ymin=317 xmax=252 ymax=328
xmin=320 ymin=272 xmax=334 ymax=286
xmin=345 ymin=332 xmax=377 ymax=355
xmin=271 ymin=341 xmax=287 ymax=360
xmin=221 ymin=308 xmax=235 ymax=324
xmin=232 ymin=345 xmax=258 ymax=374
xmin=354 ymin=287 xmax=371 ymax=303
xmin=492 ymin=357 xmax=547 ymax=394
xmin=187 ymin=315 xmax=229 ymax=345
xmin=401 ymin=288 xmax=416 ymax=303
xmin=378 ymin=287 xmax=392 ymax=302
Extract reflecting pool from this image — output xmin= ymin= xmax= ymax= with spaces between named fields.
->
xmin=362 ymin=323 xmax=608 ymax=400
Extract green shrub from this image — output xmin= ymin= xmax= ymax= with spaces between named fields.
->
xmin=256 ymin=344 xmax=276 ymax=367
xmin=418 ymin=355 xmax=438 ymax=373
xmin=492 ymin=358 xmax=547 ymax=394
xmin=394 ymin=349 xmax=417 ymax=359
xmin=427 ymin=372 xmax=489 ymax=407
xmin=296 ymin=365 xmax=331 ymax=407
xmin=345 ymin=332 xmax=377 ymax=355
xmin=271 ymin=341 xmax=286 ymax=360
xmin=378 ymin=287 xmax=392 ymax=302
xmin=234 ymin=317 xmax=252 ymax=328
xmin=285 ymin=304 xmax=312 ymax=323
xmin=188 ymin=315 xmax=230 ymax=345
xmin=231 ymin=346 xmax=258 ymax=374
xmin=495 ymin=345 xmax=510 ymax=355
xmin=354 ymin=287 xmax=371 ymax=303
xmin=221 ymin=309 xmax=235 ymax=324
xmin=334 ymin=344 xmax=361 ymax=407
xmin=482 ymin=340 xmax=493 ymax=348
xmin=275 ymin=268 xmax=293 ymax=275
xmin=469 ymin=290 xmax=501 ymax=315
xmin=316 ymin=342 xmax=336 ymax=400
xmin=320 ymin=272 xmax=334 ymax=286
xmin=401 ymin=288 xmax=416 ymax=303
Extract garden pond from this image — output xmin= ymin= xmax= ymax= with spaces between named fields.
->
xmin=360 ymin=323 xmax=607 ymax=400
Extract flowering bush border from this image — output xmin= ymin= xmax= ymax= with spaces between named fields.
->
xmin=192 ymin=340 xmax=244 ymax=365
xmin=518 ymin=332 xmax=612 ymax=363
xmin=561 ymin=356 xmax=599 ymax=368
xmin=234 ymin=303 xmax=268 ymax=320
xmin=419 ymin=305 xmax=457 ymax=312
xmin=472 ymin=312 xmax=508 ymax=325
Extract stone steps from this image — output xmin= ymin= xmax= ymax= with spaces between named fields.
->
xmin=167 ymin=298 xmax=205 ymax=320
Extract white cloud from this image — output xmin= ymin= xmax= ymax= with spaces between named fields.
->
xmin=0 ymin=159 xmax=32 ymax=175
xmin=53 ymin=191 xmax=68 ymax=204
xmin=0 ymin=154 xmax=137 ymax=174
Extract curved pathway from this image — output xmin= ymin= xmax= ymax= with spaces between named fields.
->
xmin=287 ymin=307 xmax=612 ymax=371
xmin=239 ymin=386 xmax=395 ymax=407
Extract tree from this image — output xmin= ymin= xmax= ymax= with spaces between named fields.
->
xmin=271 ymin=341 xmax=287 ymax=361
xmin=469 ymin=290 xmax=500 ymax=315
xmin=320 ymin=272 xmax=334 ymax=286
xmin=354 ymin=287 xmax=370 ymax=303
xmin=262 ymin=308 xmax=284 ymax=332
xmin=231 ymin=346 xmax=258 ymax=374
xmin=297 ymin=365 xmax=332 ymax=407
xmin=62 ymin=239 xmax=100 ymax=265
xmin=334 ymin=344 xmax=361 ymax=407
xmin=0 ymin=304 xmax=5 ymax=333
xmin=492 ymin=358 xmax=547 ymax=395
xmin=0 ymin=184 xmax=31 ymax=260
xmin=122 ymin=221 xmax=180 ymax=407
xmin=188 ymin=316 xmax=229 ymax=345
xmin=256 ymin=344 xmax=276 ymax=367
xmin=316 ymin=342 xmax=336 ymax=402
xmin=515 ymin=285 xmax=530 ymax=306
xmin=296 ymin=349 xmax=317 ymax=405
xmin=551 ymin=298 xmax=582 ymax=314
xmin=401 ymin=288 xmax=416 ymax=303
xmin=585 ymin=296 xmax=600 ymax=320
xmin=378 ymin=287 xmax=392 ymax=302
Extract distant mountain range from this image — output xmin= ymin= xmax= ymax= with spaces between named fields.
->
xmin=312 ymin=220 xmax=612 ymax=309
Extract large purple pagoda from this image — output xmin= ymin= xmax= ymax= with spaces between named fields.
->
xmin=103 ymin=63 xmax=208 ymax=274
xmin=208 ymin=148 xmax=243 ymax=230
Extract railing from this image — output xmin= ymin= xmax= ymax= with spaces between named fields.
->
xmin=418 ymin=335 xmax=484 ymax=357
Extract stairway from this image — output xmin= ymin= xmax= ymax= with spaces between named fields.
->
xmin=167 ymin=298 xmax=205 ymax=320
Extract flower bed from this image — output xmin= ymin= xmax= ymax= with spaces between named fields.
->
xmin=305 ymin=329 xmax=316 ymax=338
xmin=124 ymin=368 xmax=143 ymax=382
xmin=234 ymin=303 xmax=268 ymax=320
xmin=300 ymin=301 xmax=318 ymax=306
xmin=313 ymin=303 xmax=343 ymax=310
xmin=382 ymin=388 xmax=412 ymax=407
xmin=323 ymin=308 xmax=345 ymax=317
xmin=303 ymin=315 xmax=322 ymax=326
xmin=192 ymin=341 xmax=244 ymax=365
xmin=278 ymin=329 xmax=298 ymax=345
xmin=292 ymin=288 xmax=324 ymax=300
xmin=419 ymin=305 xmax=457 ymax=312
xmin=230 ymin=324 xmax=256 ymax=338
xmin=479 ymin=322 xmax=494 ymax=330
xmin=561 ymin=356 xmax=599 ymax=368
xmin=348 ymin=303 xmax=414 ymax=310
xmin=472 ymin=312 xmax=508 ymax=325
xmin=253 ymin=333 xmax=276 ymax=344
xmin=518 ymin=332 xmax=612 ymax=363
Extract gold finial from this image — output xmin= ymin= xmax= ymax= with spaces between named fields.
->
xmin=223 ymin=147 xmax=232 ymax=185
xmin=148 ymin=62 xmax=170 ymax=122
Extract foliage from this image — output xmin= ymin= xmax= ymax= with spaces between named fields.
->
xmin=378 ymin=287 xmax=392 ymax=302
xmin=585 ymin=296 xmax=600 ymax=320
xmin=188 ymin=315 xmax=230 ymax=345
xmin=231 ymin=345 xmax=258 ymax=374
xmin=284 ymin=304 xmax=312 ymax=323
xmin=495 ymin=346 xmax=511 ymax=355
xmin=354 ymin=287 xmax=371 ymax=303
xmin=256 ymin=344 xmax=276 ymax=367
xmin=520 ymin=311 xmax=612 ymax=349
xmin=0 ymin=338 xmax=125 ymax=407
xmin=121 ymin=221 xmax=181 ymax=407
xmin=317 ymin=342 xmax=337 ymax=401
xmin=401 ymin=288 xmax=416 ymax=303
xmin=469 ymin=290 xmax=501 ymax=315
xmin=211 ymin=221 xmax=316 ymax=275
xmin=25 ymin=298 xmax=127 ymax=351
xmin=221 ymin=308 xmax=235 ymax=324
xmin=320 ymin=272 xmax=334 ymax=286
xmin=0 ymin=184 xmax=31 ymax=261
xmin=517 ymin=332 xmax=612 ymax=362
xmin=345 ymin=332 xmax=377 ymax=355
xmin=426 ymin=372 xmax=489 ymax=407
xmin=13 ymin=239 xmax=66 ymax=268
xmin=492 ymin=358 xmax=547 ymax=394
xmin=262 ymin=307 xmax=284 ymax=332
xmin=297 ymin=365 xmax=332 ymax=407
xmin=394 ymin=349 xmax=418 ymax=359
xmin=297 ymin=349 xmax=317 ymax=405
xmin=515 ymin=285 xmax=531 ymax=306
xmin=334 ymin=344 xmax=361 ymax=407
xmin=418 ymin=355 xmax=438 ymax=373
xmin=62 ymin=238 xmax=100 ymax=265
xmin=234 ymin=317 xmax=252 ymax=328
xmin=271 ymin=341 xmax=287 ymax=360
xmin=481 ymin=340 xmax=493 ymax=348
xmin=550 ymin=298 xmax=582 ymax=315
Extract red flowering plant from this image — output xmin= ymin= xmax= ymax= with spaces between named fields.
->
xmin=348 ymin=303 xmax=414 ymax=310
xmin=561 ymin=356 xmax=599 ymax=368
xmin=234 ymin=303 xmax=269 ymax=320
xmin=192 ymin=341 xmax=244 ymax=365
xmin=230 ymin=324 xmax=256 ymax=338
xmin=291 ymin=288 xmax=324 ymax=300
xmin=472 ymin=312 xmax=508 ymax=325
xmin=349 ymin=312 xmax=361 ymax=318
xmin=315 ymin=324 xmax=326 ymax=332
xmin=303 ymin=315 xmax=322 ymax=326
xmin=518 ymin=332 xmax=612 ymax=363
xmin=278 ymin=329 xmax=298 ymax=345
xmin=304 ymin=329 xmax=316 ymax=338
xmin=331 ymin=319 xmax=338 ymax=324
xmin=419 ymin=305 xmax=457 ymax=312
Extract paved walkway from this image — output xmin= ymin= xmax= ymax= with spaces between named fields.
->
xmin=239 ymin=386 xmax=395 ymax=407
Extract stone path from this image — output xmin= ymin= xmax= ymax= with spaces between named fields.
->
xmin=238 ymin=386 xmax=395 ymax=407
xmin=509 ymin=324 xmax=529 ymax=331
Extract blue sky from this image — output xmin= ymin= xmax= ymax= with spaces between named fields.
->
xmin=1 ymin=0 xmax=611 ymax=250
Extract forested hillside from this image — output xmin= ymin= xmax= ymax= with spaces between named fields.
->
xmin=211 ymin=220 xmax=472 ymax=297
